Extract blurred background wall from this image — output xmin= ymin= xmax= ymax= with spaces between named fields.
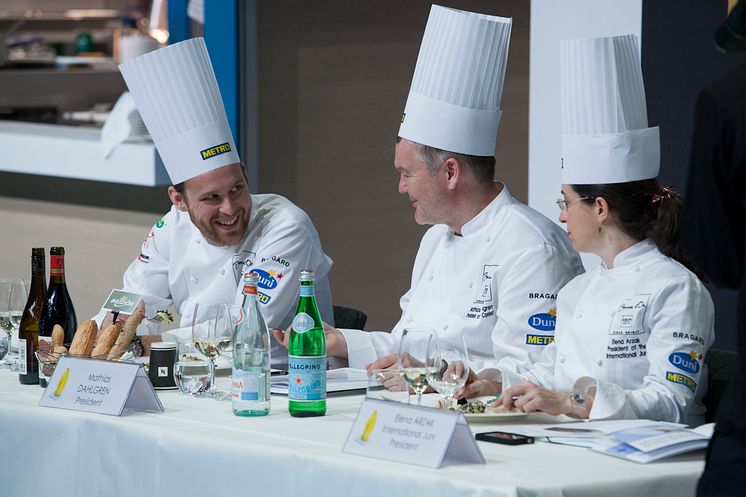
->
xmin=0 ymin=1 xmax=529 ymax=331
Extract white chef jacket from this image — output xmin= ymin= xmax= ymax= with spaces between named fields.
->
xmin=340 ymin=186 xmax=584 ymax=371
xmin=120 ymin=193 xmax=334 ymax=367
xmin=501 ymin=239 xmax=715 ymax=426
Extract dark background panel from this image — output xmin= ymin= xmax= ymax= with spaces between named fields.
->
xmin=643 ymin=0 xmax=746 ymax=352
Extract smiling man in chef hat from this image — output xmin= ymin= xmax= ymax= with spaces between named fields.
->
xmin=114 ymin=37 xmax=333 ymax=367
xmin=273 ymin=5 xmax=583 ymax=374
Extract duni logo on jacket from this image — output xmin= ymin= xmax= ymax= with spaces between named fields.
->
xmin=200 ymin=142 xmax=231 ymax=160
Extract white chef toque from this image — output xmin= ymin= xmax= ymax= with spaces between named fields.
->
xmin=398 ymin=5 xmax=512 ymax=157
xmin=119 ymin=37 xmax=240 ymax=185
xmin=560 ymin=34 xmax=659 ymax=185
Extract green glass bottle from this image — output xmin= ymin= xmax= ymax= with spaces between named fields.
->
xmin=288 ymin=270 xmax=326 ymax=417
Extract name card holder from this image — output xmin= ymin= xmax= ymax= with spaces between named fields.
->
xmin=343 ymin=398 xmax=485 ymax=469
xmin=38 ymin=356 xmax=164 ymax=416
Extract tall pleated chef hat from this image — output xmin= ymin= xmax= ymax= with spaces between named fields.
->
xmin=119 ymin=37 xmax=240 ymax=185
xmin=398 ymin=5 xmax=512 ymax=157
xmin=560 ymin=34 xmax=659 ymax=184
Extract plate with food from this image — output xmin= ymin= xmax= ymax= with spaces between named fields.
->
xmin=450 ymin=397 xmax=528 ymax=422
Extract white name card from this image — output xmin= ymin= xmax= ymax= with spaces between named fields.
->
xmin=343 ymin=398 xmax=485 ymax=468
xmin=38 ymin=356 xmax=164 ymax=416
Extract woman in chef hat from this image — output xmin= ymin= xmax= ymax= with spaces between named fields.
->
xmin=460 ymin=34 xmax=715 ymax=426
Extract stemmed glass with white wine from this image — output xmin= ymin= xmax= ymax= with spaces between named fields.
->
xmin=426 ymin=334 xmax=469 ymax=410
xmin=398 ymin=327 xmax=439 ymax=407
xmin=191 ymin=302 xmax=234 ymax=399
xmin=6 ymin=279 xmax=28 ymax=371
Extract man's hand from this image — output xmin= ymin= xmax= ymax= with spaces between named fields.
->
xmin=498 ymin=381 xmax=573 ymax=416
xmin=271 ymin=321 xmax=348 ymax=358
xmin=455 ymin=368 xmax=501 ymax=399
xmin=100 ymin=310 xmax=128 ymax=333
xmin=366 ymin=353 xmax=399 ymax=372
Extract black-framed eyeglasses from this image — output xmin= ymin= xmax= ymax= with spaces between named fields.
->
xmin=556 ymin=196 xmax=593 ymax=211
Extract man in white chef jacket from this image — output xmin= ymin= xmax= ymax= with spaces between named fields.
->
xmin=274 ymin=6 xmax=583 ymax=372
xmin=114 ymin=38 xmax=333 ymax=367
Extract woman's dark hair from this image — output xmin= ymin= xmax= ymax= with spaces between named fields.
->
xmin=572 ymin=179 xmax=699 ymax=274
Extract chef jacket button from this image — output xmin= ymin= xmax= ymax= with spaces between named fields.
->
xmin=486 ymin=236 xmax=492 ymax=242
xmin=596 ymin=359 xmax=603 ymax=367
xmin=442 ymin=324 xmax=449 ymax=330
xmin=185 ymin=314 xmax=191 ymax=320
xmin=407 ymin=316 xmax=413 ymax=323
xmin=468 ymin=282 xmax=473 ymax=288
xmin=219 ymin=268 xmax=226 ymax=275
xmin=190 ymin=276 xmax=199 ymax=285
xmin=577 ymin=312 xmax=583 ymax=319
xmin=558 ymin=355 xmax=566 ymax=364
xmin=195 ymin=239 xmax=201 ymax=245
xmin=428 ymin=274 xmax=434 ymax=281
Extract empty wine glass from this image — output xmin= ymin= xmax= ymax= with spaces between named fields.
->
xmin=398 ymin=327 xmax=439 ymax=407
xmin=366 ymin=369 xmax=410 ymax=404
xmin=6 ymin=279 xmax=28 ymax=371
xmin=426 ymin=335 xmax=469 ymax=410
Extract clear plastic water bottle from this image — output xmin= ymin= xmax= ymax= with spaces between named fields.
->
xmin=231 ymin=272 xmax=270 ymax=416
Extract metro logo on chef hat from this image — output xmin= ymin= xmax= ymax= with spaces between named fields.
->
xmin=398 ymin=5 xmax=512 ymax=157
xmin=560 ymin=34 xmax=659 ymax=185
xmin=119 ymin=37 xmax=240 ymax=185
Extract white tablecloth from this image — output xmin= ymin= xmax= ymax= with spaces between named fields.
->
xmin=0 ymin=369 xmax=704 ymax=497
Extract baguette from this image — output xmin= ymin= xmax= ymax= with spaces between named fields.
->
xmin=107 ymin=303 xmax=145 ymax=360
xmin=69 ymin=320 xmax=98 ymax=357
xmin=91 ymin=322 xmax=122 ymax=359
xmin=52 ymin=325 xmax=65 ymax=348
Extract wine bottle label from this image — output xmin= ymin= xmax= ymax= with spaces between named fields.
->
xmin=287 ymin=356 xmax=326 ymax=401
xmin=50 ymin=255 xmax=65 ymax=276
xmin=299 ymin=286 xmax=314 ymax=297
xmin=38 ymin=336 xmax=53 ymax=382
xmin=231 ymin=368 xmax=260 ymax=401
xmin=292 ymin=312 xmax=314 ymax=333
xmin=18 ymin=339 xmax=27 ymax=375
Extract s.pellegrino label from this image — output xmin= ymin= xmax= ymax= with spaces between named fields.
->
xmin=288 ymin=355 xmax=327 ymax=401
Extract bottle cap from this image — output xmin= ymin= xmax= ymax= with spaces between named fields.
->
xmin=243 ymin=272 xmax=259 ymax=284
xmin=299 ymin=270 xmax=315 ymax=282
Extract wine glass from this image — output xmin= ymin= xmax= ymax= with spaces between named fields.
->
xmin=366 ymin=369 xmax=410 ymax=404
xmin=0 ymin=278 xmax=12 ymax=365
xmin=191 ymin=303 xmax=234 ymax=399
xmin=397 ymin=327 xmax=439 ymax=407
xmin=426 ymin=335 xmax=469 ymax=410
xmin=6 ymin=279 xmax=28 ymax=371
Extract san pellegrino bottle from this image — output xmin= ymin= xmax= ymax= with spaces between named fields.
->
xmin=18 ymin=248 xmax=47 ymax=385
xmin=232 ymin=272 xmax=271 ymax=416
xmin=38 ymin=247 xmax=77 ymax=388
xmin=288 ymin=270 xmax=326 ymax=417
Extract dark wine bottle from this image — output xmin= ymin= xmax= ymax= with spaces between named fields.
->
xmin=18 ymin=248 xmax=47 ymax=385
xmin=38 ymin=246 xmax=77 ymax=388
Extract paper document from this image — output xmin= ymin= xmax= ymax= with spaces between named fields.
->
xmin=271 ymin=367 xmax=369 ymax=395
xmin=591 ymin=423 xmax=713 ymax=463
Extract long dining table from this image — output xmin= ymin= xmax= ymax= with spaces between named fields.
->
xmin=0 ymin=368 xmax=705 ymax=497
